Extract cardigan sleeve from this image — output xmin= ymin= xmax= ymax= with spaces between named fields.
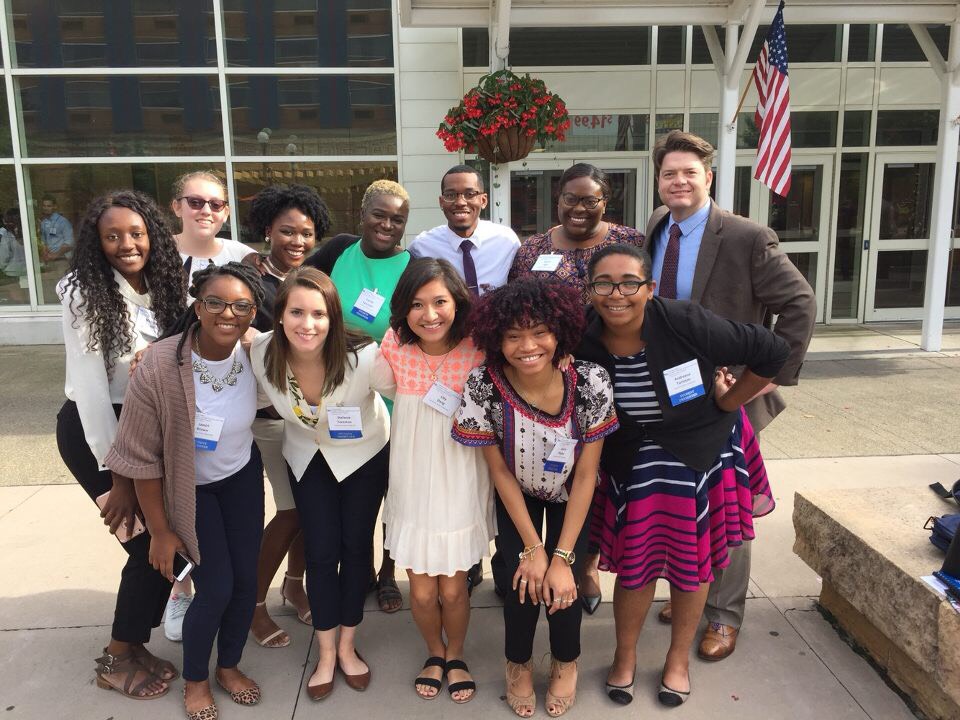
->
xmin=104 ymin=358 xmax=166 ymax=479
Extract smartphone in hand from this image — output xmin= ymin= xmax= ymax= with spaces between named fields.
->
xmin=94 ymin=491 xmax=146 ymax=543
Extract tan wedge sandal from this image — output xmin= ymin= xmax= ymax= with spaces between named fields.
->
xmin=505 ymin=660 xmax=536 ymax=718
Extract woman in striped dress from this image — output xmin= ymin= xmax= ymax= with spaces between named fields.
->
xmin=575 ymin=243 xmax=788 ymax=708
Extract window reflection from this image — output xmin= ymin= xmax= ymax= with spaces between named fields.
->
xmin=785 ymin=252 xmax=817 ymax=293
xmin=874 ymin=250 xmax=926 ymax=308
xmin=542 ymin=114 xmax=648 ymax=153
xmin=9 ymin=1 xmax=216 ymax=67
xmin=462 ymin=27 xmax=651 ymax=66
xmin=768 ymin=165 xmax=822 ymax=243
xmin=0 ymin=85 xmax=11 ymax=157
xmin=18 ymin=76 xmax=224 ymax=157
xmin=878 ymin=163 xmax=933 ymax=239
xmin=832 ymin=154 xmax=869 ymax=319
xmin=876 ymin=110 xmax=939 ymax=146
xmin=0 ymin=167 xmax=27 ymax=306
xmin=223 ymin=0 xmax=393 ymax=67
xmin=228 ymin=75 xmax=396 ymax=156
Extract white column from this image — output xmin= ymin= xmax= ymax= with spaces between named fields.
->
xmin=715 ymin=23 xmax=741 ymax=211
xmin=487 ymin=0 xmax=511 ymax=226
xmin=921 ymin=22 xmax=960 ymax=351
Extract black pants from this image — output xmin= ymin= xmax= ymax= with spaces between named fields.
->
xmin=495 ymin=491 xmax=590 ymax=664
xmin=182 ymin=447 xmax=264 ymax=681
xmin=56 ymin=400 xmax=171 ymax=645
xmin=290 ymin=445 xmax=388 ymax=631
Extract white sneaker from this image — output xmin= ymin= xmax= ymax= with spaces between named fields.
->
xmin=163 ymin=593 xmax=193 ymax=642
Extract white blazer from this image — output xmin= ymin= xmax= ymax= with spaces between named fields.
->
xmin=251 ymin=332 xmax=394 ymax=482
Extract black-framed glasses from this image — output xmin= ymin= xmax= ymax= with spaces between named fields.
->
xmin=178 ymin=195 xmax=228 ymax=212
xmin=198 ymin=297 xmax=255 ymax=316
xmin=560 ymin=192 xmax=606 ymax=210
xmin=589 ymin=280 xmax=651 ymax=296
xmin=440 ymin=189 xmax=485 ymax=203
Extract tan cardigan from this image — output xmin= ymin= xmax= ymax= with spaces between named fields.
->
xmin=105 ymin=331 xmax=202 ymax=562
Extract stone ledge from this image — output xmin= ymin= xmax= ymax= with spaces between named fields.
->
xmin=793 ymin=486 xmax=959 ymax=720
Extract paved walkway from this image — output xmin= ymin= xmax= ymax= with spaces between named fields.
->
xmin=1 ymin=322 xmax=958 ymax=719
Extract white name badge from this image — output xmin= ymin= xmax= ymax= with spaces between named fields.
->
xmin=350 ymin=288 xmax=385 ymax=323
xmin=663 ymin=359 xmax=706 ymax=406
xmin=423 ymin=381 xmax=461 ymax=417
xmin=194 ymin=412 xmax=225 ymax=451
xmin=531 ymin=253 xmax=563 ymax=272
xmin=543 ymin=437 xmax=578 ymax=474
xmin=134 ymin=306 xmax=161 ymax=339
xmin=327 ymin=406 xmax=363 ymax=439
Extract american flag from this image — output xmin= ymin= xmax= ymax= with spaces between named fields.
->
xmin=753 ymin=0 xmax=792 ymax=197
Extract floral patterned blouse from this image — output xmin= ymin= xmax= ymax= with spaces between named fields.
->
xmin=451 ymin=360 xmax=619 ymax=502
xmin=508 ymin=224 xmax=645 ymax=305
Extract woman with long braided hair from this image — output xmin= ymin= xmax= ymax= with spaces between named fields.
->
xmin=55 ymin=189 xmax=186 ymax=701
xmin=107 ymin=262 xmax=268 ymax=720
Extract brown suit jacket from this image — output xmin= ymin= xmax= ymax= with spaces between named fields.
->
xmin=644 ymin=200 xmax=816 ymax=430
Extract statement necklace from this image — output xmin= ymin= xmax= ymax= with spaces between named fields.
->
xmin=192 ymin=334 xmax=242 ymax=392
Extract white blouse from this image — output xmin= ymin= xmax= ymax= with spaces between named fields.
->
xmin=60 ymin=269 xmax=161 ymax=467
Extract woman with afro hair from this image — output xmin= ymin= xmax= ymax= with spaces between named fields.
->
xmin=452 ymin=277 xmax=619 ymax=718
xmin=55 ymin=189 xmax=186 ymax=701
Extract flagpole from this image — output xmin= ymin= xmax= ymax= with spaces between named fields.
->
xmin=729 ymin=66 xmax=757 ymax=126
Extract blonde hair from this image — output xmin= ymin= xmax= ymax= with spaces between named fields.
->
xmin=360 ymin=179 xmax=409 ymax=216
xmin=170 ymin=170 xmax=227 ymax=203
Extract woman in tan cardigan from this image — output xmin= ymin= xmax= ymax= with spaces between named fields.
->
xmin=107 ymin=262 xmax=266 ymax=720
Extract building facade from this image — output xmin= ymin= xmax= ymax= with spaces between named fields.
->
xmin=0 ymin=1 xmax=957 ymax=342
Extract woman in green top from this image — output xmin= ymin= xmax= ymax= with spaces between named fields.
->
xmin=305 ymin=179 xmax=411 ymax=613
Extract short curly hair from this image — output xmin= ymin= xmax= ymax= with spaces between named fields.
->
xmin=248 ymin=184 xmax=332 ymax=242
xmin=469 ymin=277 xmax=585 ymax=368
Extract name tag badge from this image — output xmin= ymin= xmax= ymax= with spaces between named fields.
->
xmin=134 ymin=306 xmax=161 ymax=340
xmin=663 ymin=359 xmax=706 ymax=406
xmin=350 ymin=288 xmax=385 ymax=323
xmin=194 ymin=412 xmax=225 ymax=451
xmin=531 ymin=253 xmax=563 ymax=272
xmin=422 ymin=381 xmax=461 ymax=417
xmin=327 ymin=406 xmax=363 ymax=439
xmin=543 ymin=437 xmax=578 ymax=474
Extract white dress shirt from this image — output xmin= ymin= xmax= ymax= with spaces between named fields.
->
xmin=250 ymin=332 xmax=395 ymax=482
xmin=407 ymin=220 xmax=520 ymax=293
xmin=60 ymin=269 xmax=161 ymax=467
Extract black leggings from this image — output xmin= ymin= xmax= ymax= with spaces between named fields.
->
xmin=290 ymin=445 xmax=388 ymax=631
xmin=56 ymin=400 xmax=171 ymax=645
xmin=495 ymin=491 xmax=590 ymax=664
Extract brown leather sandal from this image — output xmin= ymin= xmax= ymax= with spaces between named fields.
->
xmin=94 ymin=647 xmax=169 ymax=700
xmin=130 ymin=644 xmax=180 ymax=681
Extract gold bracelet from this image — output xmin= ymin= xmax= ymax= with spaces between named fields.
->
xmin=518 ymin=542 xmax=543 ymax=561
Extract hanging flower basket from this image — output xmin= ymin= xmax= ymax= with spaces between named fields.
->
xmin=437 ymin=69 xmax=571 ymax=164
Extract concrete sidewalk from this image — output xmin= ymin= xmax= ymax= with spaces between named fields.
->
xmin=1 ymin=322 xmax=958 ymax=719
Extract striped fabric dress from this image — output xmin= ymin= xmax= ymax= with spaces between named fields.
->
xmin=593 ymin=351 xmax=775 ymax=592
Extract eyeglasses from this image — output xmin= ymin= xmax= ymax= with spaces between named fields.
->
xmin=198 ymin=297 xmax=255 ymax=316
xmin=589 ymin=280 xmax=651 ymax=296
xmin=178 ymin=196 xmax=228 ymax=212
xmin=560 ymin=193 xmax=606 ymax=210
xmin=440 ymin=189 xmax=484 ymax=203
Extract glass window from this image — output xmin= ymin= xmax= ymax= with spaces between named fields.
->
xmin=873 ymin=250 xmax=927 ymax=308
xmin=0 ymin=84 xmax=11 ymax=157
xmin=657 ymin=26 xmax=685 ymax=65
xmin=848 ymin=25 xmax=877 ymax=62
xmin=832 ymin=153 xmax=869 ymax=319
xmin=543 ymin=114 xmax=647 ymax=152
xmin=465 ymin=158 xmax=491 ymax=221
xmin=462 ymin=28 xmax=488 ymax=67
xmin=733 ymin=165 xmax=751 ymax=218
xmin=876 ymin=109 xmax=939 ymax=146
xmin=9 ymin=1 xmax=216 ymax=67
xmin=691 ymin=26 xmax=723 ymax=64
xmin=461 ymin=27 xmax=651 ymax=66
xmin=881 ymin=24 xmax=949 ymax=62
xmin=688 ymin=113 xmax=718 ymax=149
xmin=25 ymin=162 xmax=227 ymax=305
xmin=17 ymin=75 xmax=223 ymax=158
xmin=737 ymin=112 xmax=759 ymax=150
xmin=842 ymin=110 xmax=871 ymax=146
xmin=0 ymin=167 xmax=27 ymax=306
xmin=879 ymin=162 xmax=933 ymax=240
xmin=768 ymin=165 xmax=823 ymax=243
xmin=228 ymin=75 xmax=396 ymax=156
xmin=655 ymin=113 xmax=683 ymax=142
xmin=786 ymin=252 xmax=818 ymax=293
xmin=232 ymin=162 xmax=397 ymax=245
xmin=947 ymin=249 xmax=960 ymax=306
xmin=744 ymin=24 xmax=841 ymax=64
xmin=793 ymin=112 xmax=838 ymax=148
xmin=222 ymin=0 xmax=393 ymax=67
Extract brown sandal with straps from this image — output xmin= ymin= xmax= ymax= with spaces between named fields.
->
xmin=130 ymin=644 xmax=180 ymax=681
xmin=94 ymin=647 xmax=169 ymax=700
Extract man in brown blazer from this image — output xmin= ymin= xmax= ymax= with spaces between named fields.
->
xmin=645 ymin=130 xmax=816 ymax=660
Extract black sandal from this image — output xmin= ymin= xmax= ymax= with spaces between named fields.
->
xmin=414 ymin=656 xmax=445 ymax=699
xmin=444 ymin=658 xmax=476 ymax=704
xmin=376 ymin=577 xmax=403 ymax=613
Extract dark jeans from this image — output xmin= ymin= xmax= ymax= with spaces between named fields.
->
xmin=182 ymin=447 xmax=264 ymax=681
xmin=290 ymin=444 xmax=388 ymax=631
xmin=56 ymin=400 xmax=171 ymax=645
xmin=495 ymin=490 xmax=590 ymax=664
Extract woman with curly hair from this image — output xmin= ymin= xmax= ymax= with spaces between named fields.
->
xmin=305 ymin=178 xmax=411 ymax=613
xmin=107 ymin=262 xmax=267 ymax=720
xmin=452 ymin=278 xmax=619 ymax=718
xmin=244 ymin=184 xmax=331 ymax=648
xmin=55 ymin=190 xmax=186 ymax=701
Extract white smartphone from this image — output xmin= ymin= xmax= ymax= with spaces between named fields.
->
xmin=174 ymin=552 xmax=195 ymax=582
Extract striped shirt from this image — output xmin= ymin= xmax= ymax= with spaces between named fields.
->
xmin=612 ymin=352 xmax=662 ymax=423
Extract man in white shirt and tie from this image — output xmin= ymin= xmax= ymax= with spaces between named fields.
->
xmin=407 ymin=165 xmax=520 ymax=296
